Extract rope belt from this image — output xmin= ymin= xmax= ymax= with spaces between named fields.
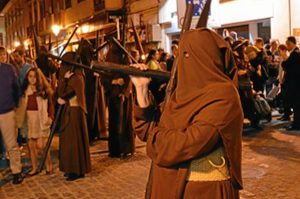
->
xmin=187 ymin=147 xmax=230 ymax=182
xmin=69 ymin=96 xmax=79 ymax=107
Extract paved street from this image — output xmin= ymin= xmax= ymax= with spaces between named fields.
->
xmin=0 ymin=119 xmax=299 ymax=199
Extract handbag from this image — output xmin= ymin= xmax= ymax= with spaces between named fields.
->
xmin=266 ymin=85 xmax=280 ymax=100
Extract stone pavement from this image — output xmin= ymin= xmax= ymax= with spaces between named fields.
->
xmin=0 ymin=137 xmax=150 ymax=199
xmin=240 ymin=119 xmax=300 ymax=199
xmin=0 ymin=119 xmax=300 ymax=199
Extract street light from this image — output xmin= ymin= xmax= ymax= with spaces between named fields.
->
xmin=51 ymin=24 xmax=61 ymax=55
xmin=14 ymin=41 xmax=20 ymax=47
xmin=51 ymin=24 xmax=61 ymax=36
xmin=24 ymin=39 xmax=30 ymax=50
xmin=82 ymin=25 xmax=90 ymax=34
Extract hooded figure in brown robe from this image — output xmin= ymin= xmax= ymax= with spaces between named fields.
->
xmin=57 ymin=52 xmax=91 ymax=180
xmin=132 ymin=28 xmax=243 ymax=199
xmin=79 ymin=39 xmax=107 ymax=142
xmin=104 ymin=44 xmax=135 ymax=157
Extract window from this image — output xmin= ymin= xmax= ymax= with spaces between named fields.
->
xmin=0 ymin=33 xmax=3 ymax=46
xmin=94 ymin=0 xmax=104 ymax=11
xmin=40 ymin=0 xmax=45 ymax=19
xmin=217 ymin=25 xmax=249 ymax=40
xmin=65 ymin=0 xmax=72 ymax=9
xmin=257 ymin=20 xmax=271 ymax=43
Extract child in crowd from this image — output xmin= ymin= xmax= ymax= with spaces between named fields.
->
xmin=17 ymin=67 xmax=54 ymax=175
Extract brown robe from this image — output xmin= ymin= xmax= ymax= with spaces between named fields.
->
xmin=57 ymin=64 xmax=91 ymax=175
xmin=85 ymin=71 xmax=107 ymax=141
xmin=133 ymin=28 xmax=243 ymax=199
xmin=105 ymin=44 xmax=135 ymax=157
xmin=107 ymin=77 xmax=135 ymax=157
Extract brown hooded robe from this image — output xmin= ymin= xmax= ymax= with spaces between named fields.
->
xmin=133 ymin=28 xmax=243 ymax=199
xmin=57 ymin=61 xmax=91 ymax=175
xmin=105 ymin=44 xmax=135 ymax=157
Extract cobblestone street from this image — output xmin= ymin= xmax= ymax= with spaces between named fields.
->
xmin=0 ymin=119 xmax=299 ymax=199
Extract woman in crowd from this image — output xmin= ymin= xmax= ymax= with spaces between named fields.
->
xmin=146 ymin=49 xmax=162 ymax=71
xmin=159 ymin=52 xmax=169 ymax=71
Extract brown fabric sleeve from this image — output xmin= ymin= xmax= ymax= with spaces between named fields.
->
xmin=57 ymin=78 xmax=76 ymax=100
xmin=146 ymin=122 xmax=220 ymax=167
xmin=48 ymin=95 xmax=55 ymax=119
xmin=133 ymin=106 xmax=157 ymax=142
xmin=145 ymin=97 xmax=238 ymax=167
xmin=134 ymin=104 xmax=156 ymax=121
xmin=133 ymin=93 xmax=160 ymax=142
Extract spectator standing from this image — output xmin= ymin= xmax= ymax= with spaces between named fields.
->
xmin=166 ymin=41 xmax=179 ymax=72
xmin=281 ymin=36 xmax=300 ymax=130
xmin=159 ymin=52 xmax=169 ymax=71
xmin=251 ymin=38 xmax=269 ymax=92
xmin=13 ymin=45 xmax=34 ymax=86
xmin=277 ymin=44 xmax=291 ymax=121
xmin=232 ymin=41 xmax=261 ymax=128
xmin=266 ymin=40 xmax=280 ymax=94
xmin=0 ymin=47 xmax=8 ymax=160
xmin=0 ymin=47 xmax=23 ymax=184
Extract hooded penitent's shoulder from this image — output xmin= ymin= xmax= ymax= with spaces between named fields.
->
xmin=182 ymin=28 xmax=216 ymax=37
xmin=182 ymin=28 xmax=229 ymax=48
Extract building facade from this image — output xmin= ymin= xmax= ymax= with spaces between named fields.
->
xmin=1 ymin=0 xmax=162 ymax=56
xmin=212 ymin=0 xmax=300 ymax=44
xmin=0 ymin=15 xmax=5 ymax=46
xmin=2 ymin=0 xmax=299 ymax=55
xmin=160 ymin=0 xmax=300 ymax=51
xmin=1 ymin=0 xmax=110 ymax=54
xmin=1 ymin=0 xmax=30 ymax=51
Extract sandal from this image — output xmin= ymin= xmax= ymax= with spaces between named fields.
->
xmin=27 ymin=170 xmax=38 ymax=176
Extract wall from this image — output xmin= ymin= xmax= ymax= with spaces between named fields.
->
xmin=129 ymin=0 xmax=159 ymax=27
xmin=290 ymin=0 xmax=300 ymax=43
xmin=175 ymin=0 xmax=300 ymax=44
xmin=270 ymin=0 xmax=289 ymax=43
xmin=217 ymin=0 xmax=273 ymax=25
xmin=215 ymin=0 xmax=300 ymax=43
xmin=0 ymin=16 xmax=5 ymax=46
xmin=159 ymin=0 xmax=179 ymax=52
xmin=62 ymin=0 xmax=94 ymax=27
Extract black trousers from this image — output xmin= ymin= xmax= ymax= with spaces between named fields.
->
xmin=287 ymin=87 xmax=300 ymax=128
xmin=239 ymin=89 xmax=260 ymax=126
xmin=292 ymin=102 xmax=300 ymax=128
xmin=281 ymin=84 xmax=292 ymax=118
